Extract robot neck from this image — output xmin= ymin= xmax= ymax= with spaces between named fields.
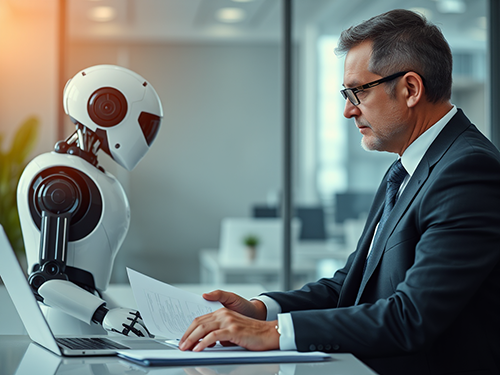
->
xmin=54 ymin=124 xmax=103 ymax=170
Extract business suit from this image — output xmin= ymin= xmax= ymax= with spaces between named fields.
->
xmin=264 ymin=109 xmax=500 ymax=374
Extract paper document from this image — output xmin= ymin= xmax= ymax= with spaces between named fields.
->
xmin=125 ymin=269 xmax=332 ymax=367
xmin=127 ymin=268 xmax=223 ymax=339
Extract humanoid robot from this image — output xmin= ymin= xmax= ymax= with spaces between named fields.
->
xmin=17 ymin=65 xmax=163 ymax=336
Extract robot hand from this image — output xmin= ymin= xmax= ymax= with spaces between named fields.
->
xmin=102 ymin=308 xmax=153 ymax=338
xmin=38 ymin=279 xmax=153 ymax=337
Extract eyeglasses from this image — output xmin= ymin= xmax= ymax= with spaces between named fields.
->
xmin=340 ymin=71 xmax=409 ymax=106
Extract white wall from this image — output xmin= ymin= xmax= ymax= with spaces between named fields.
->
xmin=66 ymin=42 xmax=283 ymax=283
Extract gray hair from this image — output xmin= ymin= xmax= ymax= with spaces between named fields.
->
xmin=336 ymin=9 xmax=452 ymax=104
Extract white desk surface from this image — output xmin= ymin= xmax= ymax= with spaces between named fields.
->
xmin=0 ymin=335 xmax=378 ymax=375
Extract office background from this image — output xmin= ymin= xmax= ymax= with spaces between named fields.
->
xmin=0 ymin=0 xmax=491 ymax=287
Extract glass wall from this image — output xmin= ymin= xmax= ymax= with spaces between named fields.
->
xmin=290 ymin=0 xmax=488 ymax=287
xmin=62 ymin=0 xmax=489 ymax=291
xmin=64 ymin=0 xmax=282 ymax=287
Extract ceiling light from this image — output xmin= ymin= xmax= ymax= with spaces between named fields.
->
xmin=216 ymin=7 xmax=246 ymax=23
xmin=88 ymin=6 xmax=116 ymax=22
xmin=436 ymin=0 xmax=466 ymax=14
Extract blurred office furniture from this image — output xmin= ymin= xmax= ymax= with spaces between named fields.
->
xmin=218 ymin=218 xmax=298 ymax=264
xmin=252 ymin=205 xmax=279 ymax=218
xmin=199 ymin=249 xmax=318 ymax=290
xmin=332 ymin=192 xmax=373 ymax=252
xmin=200 ymin=217 xmax=314 ymax=289
xmin=252 ymin=204 xmax=327 ymax=240
xmin=199 ymin=217 xmax=350 ymax=289
xmin=333 ymin=192 xmax=374 ymax=224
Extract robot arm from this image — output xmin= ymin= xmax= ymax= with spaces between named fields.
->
xmin=39 ymin=279 xmax=152 ymax=337
xmin=38 ymin=279 xmax=103 ymax=325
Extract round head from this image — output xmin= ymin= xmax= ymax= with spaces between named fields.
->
xmin=63 ymin=65 xmax=163 ymax=170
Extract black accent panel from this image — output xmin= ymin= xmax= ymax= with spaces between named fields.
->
xmin=65 ymin=265 xmax=98 ymax=294
xmin=28 ymin=166 xmax=102 ymax=242
xmin=138 ymin=111 xmax=161 ymax=146
xmin=29 ymin=263 xmax=98 ymax=295
xmin=92 ymin=304 xmax=109 ymax=324
xmin=88 ymin=87 xmax=128 ymax=127
xmin=95 ymin=128 xmax=110 ymax=157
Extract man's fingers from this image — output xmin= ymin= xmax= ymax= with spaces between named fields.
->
xmin=180 ymin=318 xmax=220 ymax=350
xmin=203 ymin=290 xmax=238 ymax=306
xmin=201 ymin=290 xmax=222 ymax=301
xmin=193 ymin=329 xmax=231 ymax=352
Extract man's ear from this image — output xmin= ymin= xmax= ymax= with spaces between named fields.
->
xmin=404 ymin=72 xmax=424 ymax=108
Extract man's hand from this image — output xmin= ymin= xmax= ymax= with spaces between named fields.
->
xmin=178 ymin=308 xmax=279 ymax=352
xmin=201 ymin=290 xmax=267 ymax=320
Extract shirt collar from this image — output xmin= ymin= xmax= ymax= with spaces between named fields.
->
xmin=400 ymin=105 xmax=457 ymax=177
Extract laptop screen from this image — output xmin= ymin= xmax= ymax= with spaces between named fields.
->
xmin=0 ymin=225 xmax=61 ymax=355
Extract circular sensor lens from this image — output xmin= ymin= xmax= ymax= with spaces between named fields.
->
xmin=43 ymin=262 xmax=60 ymax=276
xmin=88 ymin=87 xmax=128 ymax=127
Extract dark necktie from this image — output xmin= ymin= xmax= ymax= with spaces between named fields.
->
xmin=363 ymin=159 xmax=408 ymax=274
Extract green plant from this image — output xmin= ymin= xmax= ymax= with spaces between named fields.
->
xmin=243 ymin=234 xmax=260 ymax=248
xmin=0 ymin=116 xmax=39 ymax=256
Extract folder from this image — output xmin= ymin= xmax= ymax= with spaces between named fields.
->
xmin=117 ymin=349 xmax=331 ymax=366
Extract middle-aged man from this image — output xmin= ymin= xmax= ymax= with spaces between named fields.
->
xmin=179 ymin=9 xmax=500 ymax=375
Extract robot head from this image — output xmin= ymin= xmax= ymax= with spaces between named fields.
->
xmin=63 ymin=65 xmax=163 ymax=171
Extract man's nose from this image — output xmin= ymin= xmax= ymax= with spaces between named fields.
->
xmin=343 ymin=99 xmax=360 ymax=118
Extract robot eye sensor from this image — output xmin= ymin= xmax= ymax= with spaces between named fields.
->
xmin=87 ymin=87 xmax=128 ymax=127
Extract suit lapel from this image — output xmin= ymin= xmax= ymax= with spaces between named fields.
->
xmin=350 ymin=109 xmax=472 ymax=305
xmin=354 ymin=162 xmax=431 ymax=304
xmin=337 ymin=183 xmax=385 ymax=307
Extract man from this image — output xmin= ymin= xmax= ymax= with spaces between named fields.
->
xmin=180 ymin=9 xmax=500 ymax=375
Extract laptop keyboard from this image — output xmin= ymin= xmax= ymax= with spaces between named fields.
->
xmin=56 ymin=337 xmax=129 ymax=350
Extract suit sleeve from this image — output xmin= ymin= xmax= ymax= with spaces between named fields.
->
xmin=262 ymin=249 xmax=355 ymax=312
xmin=265 ymin=148 xmax=500 ymax=357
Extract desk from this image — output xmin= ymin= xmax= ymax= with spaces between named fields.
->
xmin=0 ymin=335 xmax=378 ymax=375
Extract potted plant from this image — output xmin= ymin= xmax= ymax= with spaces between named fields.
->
xmin=243 ymin=234 xmax=260 ymax=262
xmin=0 ymin=116 xmax=39 ymax=265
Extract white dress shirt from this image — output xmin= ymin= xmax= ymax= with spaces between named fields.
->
xmin=253 ymin=105 xmax=458 ymax=350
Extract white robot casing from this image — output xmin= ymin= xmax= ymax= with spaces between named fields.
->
xmin=17 ymin=152 xmax=129 ymax=293
xmin=16 ymin=64 xmax=163 ymax=335
xmin=63 ymin=64 xmax=163 ymax=171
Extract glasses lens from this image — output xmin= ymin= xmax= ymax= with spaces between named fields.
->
xmin=341 ymin=89 xmax=359 ymax=106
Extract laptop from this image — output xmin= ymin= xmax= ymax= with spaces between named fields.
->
xmin=0 ymin=224 xmax=175 ymax=356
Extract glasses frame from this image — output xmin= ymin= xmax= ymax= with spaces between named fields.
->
xmin=340 ymin=71 xmax=409 ymax=106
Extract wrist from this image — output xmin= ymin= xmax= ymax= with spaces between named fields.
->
xmin=250 ymin=299 xmax=267 ymax=320
xmin=92 ymin=304 xmax=108 ymax=324
xmin=272 ymin=320 xmax=281 ymax=350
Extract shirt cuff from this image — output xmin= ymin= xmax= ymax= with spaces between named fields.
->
xmin=277 ymin=313 xmax=297 ymax=350
xmin=251 ymin=296 xmax=297 ymax=350
xmin=251 ymin=295 xmax=281 ymax=320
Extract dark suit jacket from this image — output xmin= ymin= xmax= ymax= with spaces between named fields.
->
xmin=264 ymin=110 xmax=500 ymax=375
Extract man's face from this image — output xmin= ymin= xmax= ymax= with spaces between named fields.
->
xmin=342 ymin=41 xmax=409 ymax=154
